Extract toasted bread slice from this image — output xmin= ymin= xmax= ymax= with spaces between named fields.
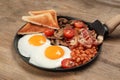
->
xmin=22 ymin=13 xmax=59 ymax=29
xmin=18 ymin=23 xmax=49 ymax=35
xmin=28 ymin=9 xmax=58 ymax=26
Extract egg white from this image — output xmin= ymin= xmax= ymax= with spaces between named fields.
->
xmin=29 ymin=46 xmax=71 ymax=69
xmin=18 ymin=33 xmax=71 ymax=68
xmin=18 ymin=33 xmax=50 ymax=57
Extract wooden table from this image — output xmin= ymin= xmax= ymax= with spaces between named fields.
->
xmin=0 ymin=0 xmax=120 ymax=80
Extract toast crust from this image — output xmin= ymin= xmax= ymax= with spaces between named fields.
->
xmin=22 ymin=13 xmax=59 ymax=29
xmin=28 ymin=9 xmax=58 ymax=26
xmin=18 ymin=23 xmax=49 ymax=35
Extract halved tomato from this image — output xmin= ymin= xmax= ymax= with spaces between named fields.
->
xmin=61 ymin=58 xmax=75 ymax=68
xmin=63 ymin=28 xmax=75 ymax=39
xmin=74 ymin=21 xmax=85 ymax=28
xmin=44 ymin=29 xmax=54 ymax=36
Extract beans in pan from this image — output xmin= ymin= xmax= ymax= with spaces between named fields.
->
xmin=61 ymin=44 xmax=97 ymax=68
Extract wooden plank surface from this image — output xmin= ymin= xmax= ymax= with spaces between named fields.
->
xmin=0 ymin=0 xmax=120 ymax=80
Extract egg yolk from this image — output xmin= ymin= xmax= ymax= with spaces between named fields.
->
xmin=45 ymin=46 xmax=64 ymax=60
xmin=29 ymin=35 xmax=46 ymax=46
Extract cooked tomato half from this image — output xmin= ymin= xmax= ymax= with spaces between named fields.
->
xmin=61 ymin=58 xmax=75 ymax=68
xmin=74 ymin=21 xmax=85 ymax=28
xmin=44 ymin=29 xmax=54 ymax=36
xmin=63 ymin=28 xmax=75 ymax=39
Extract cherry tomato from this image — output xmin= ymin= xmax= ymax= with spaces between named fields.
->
xmin=63 ymin=28 xmax=75 ymax=39
xmin=61 ymin=58 xmax=75 ymax=68
xmin=74 ymin=21 xmax=85 ymax=28
xmin=44 ymin=29 xmax=54 ymax=36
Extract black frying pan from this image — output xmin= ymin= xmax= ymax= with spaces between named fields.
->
xmin=14 ymin=15 xmax=120 ymax=71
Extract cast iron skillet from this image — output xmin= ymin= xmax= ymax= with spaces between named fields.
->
xmin=14 ymin=15 xmax=120 ymax=71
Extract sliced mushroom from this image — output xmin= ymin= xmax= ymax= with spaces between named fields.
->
xmin=64 ymin=24 xmax=73 ymax=29
xmin=50 ymin=39 xmax=56 ymax=45
xmin=55 ymin=39 xmax=60 ymax=45
xmin=60 ymin=40 xmax=69 ymax=46
xmin=54 ymin=28 xmax=64 ymax=39
xmin=69 ymin=36 xmax=78 ymax=46
xmin=58 ymin=18 xmax=68 ymax=24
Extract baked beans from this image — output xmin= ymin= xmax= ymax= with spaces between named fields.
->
xmin=70 ymin=44 xmax=97 ymax=66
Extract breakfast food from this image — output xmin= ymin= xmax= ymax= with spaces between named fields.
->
xmin=22 ymin=10 xmax=59 ymax=29
xmin=18 ymin=23 xmax=49 ymax=35
xmin=17 ymin=9 xmax=103 ymax=69
xmin=18 ymin=9 xmax=59 ymax=35
xmin=18 ymin=34 xmax=71 ymax=68
xmin=28 ymin=9 xmax=58 ymax=25
xmin=44 ymin=18 xmax=101 ymax=68
xmin=18 ymin=33 xmax=50 ymax=57
xmin=29 ymin=45 xmax=71 ymax=68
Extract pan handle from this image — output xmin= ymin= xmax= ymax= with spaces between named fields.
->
xmin=105 ymin=15 xmax=120 ymax=34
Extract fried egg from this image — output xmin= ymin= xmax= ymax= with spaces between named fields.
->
xmin=18 ymin=33 xmax=71 ymax=68
xmin=18 ymin=33 xmax=50 ymax=57
xmin=29 ymin=45 xmax=71 ymax=68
